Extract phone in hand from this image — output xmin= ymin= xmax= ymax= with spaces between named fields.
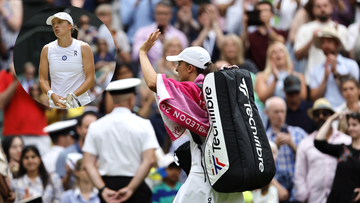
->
xmin=246 ymin=10 xmax=263 ymax=26
xmin=157 ymin=25 xmax=164 ymax=34
xmin=280 ymin=126 xmax=289 ymax=133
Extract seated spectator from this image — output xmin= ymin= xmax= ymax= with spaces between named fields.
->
xmin=310 ymin=26 xmax=359 ymax=108
xmin=152 ymin=154 xmax=182 ymax=203
xmin=242 ymin=1 xmax=287 ymax=71
xmin=218 ymin=34 xmax=258 ymax=74
xmin=132 ymin=0 xmax=188 ymax=66
xmin=56 ymin=112 xmax=98 ymax=190
xmin=18 ymin=62 xmax=37 ymax=94
xmin=255 ymin=42 xmax=307 ymax=103
xmin=11 ymin=146 xmax=63 ymax=202
xmin=154 ymin=38 xmax=183 ymax=80
xmin=77 ymin=14 xmax=98 ymax=51
xmin=2 ymin=136 xmax=23 ymax=178
xmin=42 ymin=120 xmax=78 ymax=174
xmin=191 ymin=4 xmax=224 ymax=62
xmin=294 ymin=98 xmax=351 ymax=202
xmin=265 ymin=97 xmax=307 ymax=202
xmin=60 ymin=158 xmax=100 ymax=203
xmin=95 ymin=4 xmax=131 ymax=64
xmin=284 ymin=75 xmax=316 ymax=134
xmin=93 ymin=38 xmax=115 ymax=71
xmin=30 ymin=83 xmax=49 ymax=107
xmin=315 ymin=112 xmax=360 ymax=203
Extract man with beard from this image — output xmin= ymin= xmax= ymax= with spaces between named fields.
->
xmin=309 ymin=26 xmax=359 ymax=108
xmin=294 ymin=0 xmax=349 ymax=85
xmin=294 ymin=98 xmax=351 ymax=203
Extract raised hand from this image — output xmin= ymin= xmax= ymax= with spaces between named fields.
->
xmin=139 ymin=29 xmax=161 ymax=53
xmin=271 ymin=60 xmax=279 ymax=80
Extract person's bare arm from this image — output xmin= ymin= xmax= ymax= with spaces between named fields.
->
xmin=191 ymin=27 xmax=211 ymax=47
xmin=255 ymin=72 xmax=277 ymax=103
xmin=0 ymin=0 xmax=23 ymax=32
xmin=61 ymin=165 xmax=73 ymax=191
xmin=271 ymin=178 xmax=289 ymax=201
xmin=295 ymin=39 xmax=312 ymax=60
xmin=295 ymin=72 xmax=308 ymax=100
xmin=310 ymin=64 xmax=330 ymax=101
xmin=216 ymin=0 xmax=235 ymax=16
xmin=268 ymin=28 xmax=285 ymax=43
xmin=289 ymin=8 xmax=307 ymax=45
xmin=115 ymin=148 xmax=156 ymax=202
xmin=117 ymin=49 xmax=131 ymax=64
xmin=73 ymin=43 xmax=95 ymax=97
xmin=0 ymin=64 xmax=17 ymax=110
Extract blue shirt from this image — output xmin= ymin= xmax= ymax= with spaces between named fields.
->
xmin=310 ymin=54 xmax=359 ymax=108
xmin=60 ymin=188 xmax=100 ymax=203
xmin=286 ymin=100 xmax=316 ymax=134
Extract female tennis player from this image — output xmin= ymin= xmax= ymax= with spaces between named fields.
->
xmin=39 ymin=12 xmax=94 ymax=108
xmin=138 ymin=30 xmax=244 ymax=203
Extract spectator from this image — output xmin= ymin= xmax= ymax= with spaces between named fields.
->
xmin=0 ymin=0 xmax=22 ymax=70
xmin=294 ymin=98 xmax=351 ymax=202
xmin=243 ymin=1 xmax=287 ymax=71
xmin=255 ymin=42 xmax=307 ymax=103
xmin=294 ymin=0 xmax=349 ymax=84
xmin=1 ymin=136 xmax=23 ymax=178
xmin=121 ymin=0 xmax=161 ymax=44
xmin=191 ymin=4 xmax=224 ymax=62
xmin=95 ymin=4 xmax=131 ymax=64
xmin=0 ymin=139 xmax=15 ymax=203
xmin=56 ymin=111 xmax=98 ymax=190
xmin=77 ymin=15 xmax=98 ymax=51
xmin=314 ymin=112 xmax=360 ymax=203
xmin=265 ymin=96 xmax=307 ymax=202
xmin=155 ymin=38 xmax=183 ymax=80
xmin=172 ymin=0 xmax=201 ymax=42
xmin=132 ymin=0 xmax=188 ymax=66
xmin=60 ymin=158 xmax=100 ymax=203
xmin=0 ymin=64 xmax=50 ymax=156
xmin=11 ymin=146 xmax=63 ymax=203
xmin=348 ymin=20 xmax=360 ymax=57
xmin=152 ymin=154 xmax=182 ymax=203
xmin=310 ymin=26 xmax=359 ymax=108
xmin=18 ymin=62 xmax=37 ymax=94
xmin=42 ymin=119 xmax=78 ymax=174
xmin=273 ymin=0 xmax=302 ymax=34
xmin=331 ymin=0 xmax=355 ymax=27
xmin=93 ymin=38 xmax=115 ymax=71
xmin=284 ymin=75 xmax=316 ymax=134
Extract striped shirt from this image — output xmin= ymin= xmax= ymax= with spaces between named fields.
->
xmin=152 ymin=182 xmax=182 ymax=203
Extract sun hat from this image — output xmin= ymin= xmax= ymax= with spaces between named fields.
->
xmin=307 ymin=98 xmax=335 ymax=120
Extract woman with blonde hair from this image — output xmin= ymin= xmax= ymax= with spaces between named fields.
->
xmin=255 ymin=42 xmax=307 ymax=103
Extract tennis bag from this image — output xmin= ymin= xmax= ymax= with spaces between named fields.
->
xmin=201 ymin=68 xmax=276 ymax=193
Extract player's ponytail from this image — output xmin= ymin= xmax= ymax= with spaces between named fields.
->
xmin=71 ymin=25 xmax=79 ymax=39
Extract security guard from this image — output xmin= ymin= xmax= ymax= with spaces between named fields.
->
xmin=82 ymin=78 xmax=159 ymax=203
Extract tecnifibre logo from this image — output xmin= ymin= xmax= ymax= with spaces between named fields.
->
xmin=239 ymin=78 xmax=264 ymax=172
xmin=212 ymin=155 xmax=225 ymax=175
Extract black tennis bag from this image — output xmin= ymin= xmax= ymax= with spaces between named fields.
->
xmin=201 ymin=68 xmax=276 ymax=193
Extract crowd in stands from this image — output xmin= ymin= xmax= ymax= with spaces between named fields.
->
xmin=1 ymin=0 xmax=360 ymax=202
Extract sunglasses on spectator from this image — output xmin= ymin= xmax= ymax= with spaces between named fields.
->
xmin=346 ymin=112 xmax=360 ymax=120
xmin=313 ymin=110 xmax=333 ymax=118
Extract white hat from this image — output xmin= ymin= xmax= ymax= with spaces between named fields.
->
xmin=313 ymin=26 xmax=344 ymax=50
xmin=106 ymin=78 xmax=141 ymax=95
xmin=43 ymin=119 xmax=77 ymax=134
xmin=166 ymin=46 xmax=211 ymax=70
xmin=66 ymin=153 xmax=83 ymax=171
xmin=46 ymin=12 xmax=74 ymax=26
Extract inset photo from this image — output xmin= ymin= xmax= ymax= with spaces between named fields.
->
xmin=13 ymin=6 xmax=116 ymax=109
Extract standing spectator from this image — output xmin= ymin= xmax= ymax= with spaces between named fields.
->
xmin=255 ymin=42 xmax=307 ymax=103
xmin=11 ymin=146 xmax=63 ymax=203
xmin=93 ymin=38 xmax=115 ymax=71
xmin=172 ymin=0 xmax=200 ymax=42
xmin=284 ymin=75 xmax=316 ymax=134
xmin=95 ymin=4 xmax=131 ymax=64
xmin=83 ymin=78 xmax=159 ymax=203
xmin=60 ymin=158 xmax=100 ymax=203
xmin=1 ymin=136 xmax=23 ymax=178
xmin=273 ymin=0 xmax=302 ymax=34
xmin=132 ymin=0 xmax=188 ymax=66
xmin=243 ymin=1 xmax=287 ymax=71
xmin=315 ymin=112 xmax=360 ymax=203
xmin=77 ymin=15 xmax=98 ymax=51
xmin=310 ymin=26 xmax=359 ymax=108
xmin=294 ymin=0 xmax=349 ymax=84
xmin=121 ymin=0 xmax=161 ymax=44
xmin=0 ymin=64 xmax=50 ymax=156
xmin=265 ymin=96 xmax=307 ymax=202
xmin=294 ymin=98 xmax=351 ymax=203
xmin=191 ymin=4 xmax=224 ymax=62
xmin=42 ymin=119 xmax=78 ymax=174
xmin=0 ymin=0 xmax=22 ymax=70
xmin=18 ymin=62 xmax=37 ymax=94
xmin=56 ymin=111 xmax=97 ymax=190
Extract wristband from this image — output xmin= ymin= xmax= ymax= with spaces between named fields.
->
xmin=47 ymin=90 xmax=54 ymax=100
xmin=98 ymin=186 xmax=106 ymax=195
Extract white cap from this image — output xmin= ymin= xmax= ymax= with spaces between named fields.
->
xmin=46 ymin=12 xmax=74 ymax=26
xmin=166 ymin=46 xmax=211 ymax=70
xmin=106 ymin=78 xmax=141 ymax=94
xmin=43 ymin=119 xmax=77 ymax=134
xmin=66 ymin=153 xmax=83 ymax=171
xmin=159 ymin=153 xmax=176 ymax=168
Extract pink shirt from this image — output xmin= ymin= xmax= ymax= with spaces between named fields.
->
xmin=132 ymin=23 xmax=188 ymax=65
xmin=294 ymin=130 xmax=351 ymax=203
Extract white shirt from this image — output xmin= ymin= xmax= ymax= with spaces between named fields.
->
xmin=294 ymin=21 xmax=349 ymax=84
xmin=273 ymin=0 xmax=298 ymax=31
xmin=82 ymin=107 xmax=159 ymax=176
xmin=42 ymin=145 xmax=64 ymax=174
xmin=310 ymin=54 xmax=359 ymax=108
xmin=347 ymin=22 xmax=359 ymax=51
xmin=47 ymin=38 xmax=91 ymax=107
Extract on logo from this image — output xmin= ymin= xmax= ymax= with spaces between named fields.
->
xmin=62 ymin=55 xmax=67 ymax=61
xmin=212 ymin=155 xmax=225 ymax=175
